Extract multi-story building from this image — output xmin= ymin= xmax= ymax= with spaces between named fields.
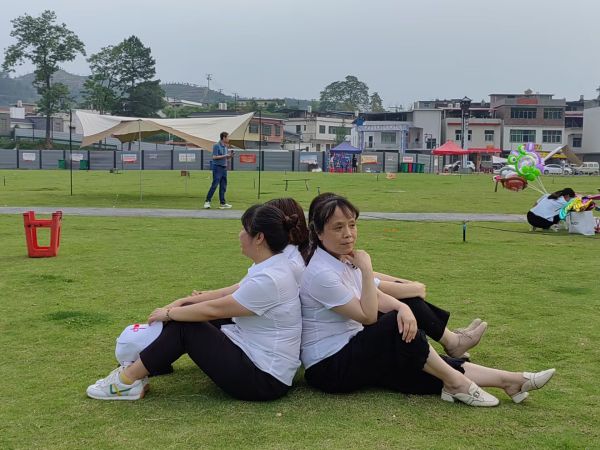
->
xmin=565 ymin=96 xmax=585 ymax=151
xmin=490 ymin=90 xmax=566 ymax=154
xmin=582 ymin=101 xmax=600 ymax=160
xmin=237 ymin=98 xmax=286 ymax=109
xmin=0 ymin=111 xmax=10 ymax=136
xmin=284 ymin=110 xmax=354 ymax=152
xmin=350 ymin=111 xmax=425 ymax=154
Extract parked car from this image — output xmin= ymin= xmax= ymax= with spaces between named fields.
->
xmin=573 ymin=162 xmax=600 ymax=175
xmin=543 ymin=164 xmax=571 ymax=175
xmin=443 ymin=161 xmax=476 ymax=172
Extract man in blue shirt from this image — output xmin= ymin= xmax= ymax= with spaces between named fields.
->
xmin=204 ymin=131 xmax=233 ymax=209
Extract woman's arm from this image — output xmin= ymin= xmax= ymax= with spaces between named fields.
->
xmin=150 ymin=294 xmax=253 ymax=324
xmin=373 ymin=271 xmax=413 ymax=284
xmin=376 ymin=290 xmax=418 ymax=342
xmin=331 ymin=251 xmax=378 ymax=325
xmin=378 ymin=280 xmax=426 ymax=300
xmin=164 ymin=283 xmax=240 ymax=308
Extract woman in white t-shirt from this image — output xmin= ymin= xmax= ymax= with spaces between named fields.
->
xmin=301 ymin=194 xmax=555 ymax=406
xmin=308 ymin=192 xmax=486 ymax=359
xmin=87 ymin=204 xmax=302 ymax=401
xmin=527 ymin=188 xmax=575 ymax=230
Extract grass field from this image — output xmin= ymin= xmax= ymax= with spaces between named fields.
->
xmin=1 ymin=209 xmax=599 ymax=448
xmin=1 ymin=169 xmax=600 ymax=214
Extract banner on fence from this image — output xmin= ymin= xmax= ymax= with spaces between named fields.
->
xmin=402 ymin=156 xmax=414 ymax=162
xmin=239 ymin=154 xmax=257 ymax=164
xmin=22 ymin=152 xmax=36 ymax=161
xmin=361 ymin=155 xmax=378 ymax=165
xmin=178 ymin=153 xmax=196 ymax=162
xmin=300 ymin=154 xmax=318 ymax=165
xmin=122 ymin=154 xmax=138 ymax=163
xmin=70 ymin=153 xmax=84 ymax=162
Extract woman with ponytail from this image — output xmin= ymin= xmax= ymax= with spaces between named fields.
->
xmin=300 ymin=194 xmax=555 ymax=406
xmin=87 ymin=204 xmax=302 ymax=401
xmin=528 ymin=187 xmax=575 ymax=231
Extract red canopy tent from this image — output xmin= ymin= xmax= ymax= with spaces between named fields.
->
xmin=431 ymin=140 xmax=468 ymax=155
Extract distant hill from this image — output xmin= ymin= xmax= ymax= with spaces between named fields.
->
xmin=0 ymin=70 xmax=314 ymax=110
xmin=0 ymin=70 xmax=87 ymax=106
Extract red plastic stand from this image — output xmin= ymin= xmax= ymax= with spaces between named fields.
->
xmin=23 ymin=211 xmax=63 ymax=258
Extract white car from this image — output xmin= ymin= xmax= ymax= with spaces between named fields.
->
xmin=543 ymin=164 xmax=569 ymax=175
xmin=443 ymin=161 xmax=476 ymax=172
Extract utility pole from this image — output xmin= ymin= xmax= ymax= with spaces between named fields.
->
xmin=206 ymin=74 xmax=212 ymax=102
xmin=233 ymin=92 xmax=239 ymax=111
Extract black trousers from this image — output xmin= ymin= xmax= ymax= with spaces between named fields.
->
xmin=396 ymin=295 xmax=450 ymax=341
xmin=527 ymin=211 xmax=559 ymax=229
xmin=140 ymin=321 xmax=289 ymax=401
xmin=305 ymin=311 xmax=465 ymax=395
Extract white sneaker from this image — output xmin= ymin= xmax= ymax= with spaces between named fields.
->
xmin=96 ymin=367 xmax=149 ymax=393
xmin=550 ymin=224 xmax=560 ymax=232
xmin=203 ymin=201 xmax=211 ymax=209
xmin=219 ymin=203 xmax=232 ymax=209
xmin=87 ymin=367 xmax=145 ymax=401
xmin=441 ymin=382 xmax=499 ymax=407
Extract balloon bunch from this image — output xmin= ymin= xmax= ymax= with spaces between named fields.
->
xmin=559 ymin=197 xmax=597 ymax=220
xmin=507 ymin=143 xmax=544 ymax=181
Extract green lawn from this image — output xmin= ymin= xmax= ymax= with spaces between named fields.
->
xmin=1 ymin=214 xmax=598 ymax=449
xmin=1 ymin=169 xmax=599 ymax=214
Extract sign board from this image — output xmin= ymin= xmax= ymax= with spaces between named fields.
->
xmin=402 ymin=156 xmax=414 ymax=163
xmin=178 ymin=153 xmax=196 ymax=162
xmin=239 ymin=154 xmax=257 ymax=164
xmin=122 ymin=154 xmax=138 ymax=163
xmin=361 ymin=155 xmax=378 ymax=165
xmin=70 ymin=153 xmax=84 ymax=162
xmin=148 ymin=153 xmax=158 ymax=160
xmin=22 ymin=152 xmax=36 ymax=161
xmin=299 ymin=154 xmax=318 ymax=165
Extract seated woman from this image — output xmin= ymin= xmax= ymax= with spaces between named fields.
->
xmin=527 ymin=188 xmax=575 ymax=231
xmin=301 ymin=194 xmax=554 ymax=406
xmin=308 ymin=192 xmax=486 ymax=359
xmin=87 ymin=204 xmax=302 ymax=401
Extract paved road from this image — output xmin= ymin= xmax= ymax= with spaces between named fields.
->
xmin=0 ymin=206 xmax=526 ymax=222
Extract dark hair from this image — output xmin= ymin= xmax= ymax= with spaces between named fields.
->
xmin=308 ymin=192 xmax=337 ymax=224
xmin=241 ymin=204 xmax=297 ymax=254
xmin=548 ymin=188 xmax=575 ymax=200
xmin=220 ymin=131 xmax=229 ymax=140
xmin=265 ymin=198 xmax=309 ymax=261
xmin=306 ymin=194 xmax=359 ymax=264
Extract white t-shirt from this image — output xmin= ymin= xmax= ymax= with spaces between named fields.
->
xmin=221 ymin=253 xmax=301 ymax=386
xmin=282 ymin=244 xmax=306 ymax=285
xmin=530 ymin=194 xmax=568 ymax=221
xmin=300 ymin=247 xmax=376 ymax=369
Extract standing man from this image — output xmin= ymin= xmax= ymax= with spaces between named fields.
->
xmin=204 ymin=131 xmax=233 ymax=209
xmin=351 ymin=154 xmax=357 ymax=173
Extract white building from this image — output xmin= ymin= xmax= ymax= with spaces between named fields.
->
xmin=284 ymin=111 xmax=354 ymax=152
xmin=582 ymin=105 xmax=600 ymax=161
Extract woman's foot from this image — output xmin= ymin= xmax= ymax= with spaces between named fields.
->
xmin=443 ymin=322 xmax=488 ymax=358
xmin=453 ymin=318 xmax=482 ymax=334
xmin=441 ymin=381 xmax=499 ymax=407
xmin=506 ymin=368 xmax=556 ymax=403
xmin=86 ymin=366 xmax=146 ymax=401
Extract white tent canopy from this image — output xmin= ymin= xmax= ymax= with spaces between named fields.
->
xmin=76 ymin=110 xmax=254 ymax=149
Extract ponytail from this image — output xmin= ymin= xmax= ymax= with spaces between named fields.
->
xmin=241 ymin=204 xmax=292 ymax=253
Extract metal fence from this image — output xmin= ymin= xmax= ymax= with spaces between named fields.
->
xmin=0 ymin=149 xmax=435 ymax=172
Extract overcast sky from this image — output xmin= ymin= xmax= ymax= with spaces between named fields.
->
xmin=2 ymin=0 xmax=599 ymax=108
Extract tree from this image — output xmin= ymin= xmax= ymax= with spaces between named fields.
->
xmin=81 ymin=46 xmax=120 ymax=113
xmin=83 ymin=36 xmax=164 ymax=117
xmin=319 ymin=75 xmax=370 ymax=112
xmin=370 ymin=92 xmax=385 ymax=112
xmin=3 ymin=10 xmax=85 ymax=147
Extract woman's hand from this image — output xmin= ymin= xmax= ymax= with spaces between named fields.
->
xmin=148 ymin=307 xmax=170 ymax=324
xmin=396 ymin=303 xmax=418 ymax=343
xmin=341 ymin=250 xmax=373 ymax=273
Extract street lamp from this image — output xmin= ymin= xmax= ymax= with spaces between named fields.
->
xmin=460 ymin=96 xmax=471 ymax=172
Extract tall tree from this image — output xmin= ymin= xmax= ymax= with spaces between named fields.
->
xmin=319 ymin=75 xmax=370 ymax=112
xmin=81 ymin=45 xmax=120 ymax=113
xmin=83 ymin=36 xmax=164 ymax=117
xmin=2 ymin=10 xmax=85 ymax=147
xmin=369 ymin=92 xmax=385 ymax=112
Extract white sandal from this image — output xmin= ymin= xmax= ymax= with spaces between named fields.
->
xmin=511 ymin=368 xmax=556 ymax=403
xmin=441 ymin=382 xmax=499 ymax=407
